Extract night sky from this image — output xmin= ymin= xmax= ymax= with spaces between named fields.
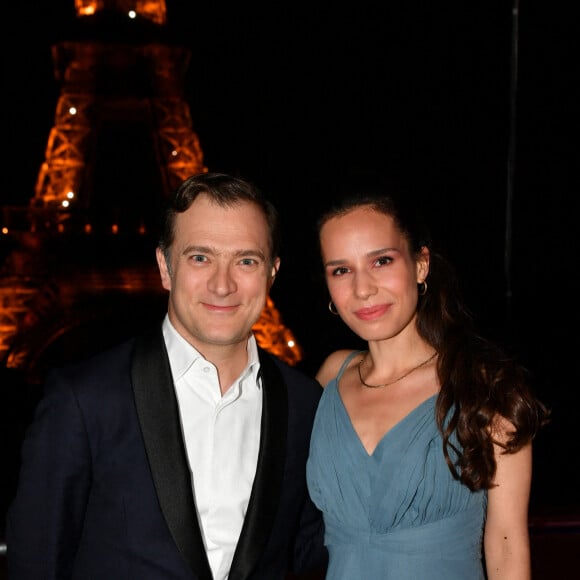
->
xmin=2 ymin=1 xmax=577 ymax=512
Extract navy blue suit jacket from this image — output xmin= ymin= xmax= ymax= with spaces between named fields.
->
xmin=6 ymin=327 xmax=327 ymax=579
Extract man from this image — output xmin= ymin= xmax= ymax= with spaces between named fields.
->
xmin=6 ymin=172 xmax=327 ymax=579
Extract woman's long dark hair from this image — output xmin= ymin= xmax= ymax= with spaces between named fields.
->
xmin=318 ymin=182 xmax=550 ymax=491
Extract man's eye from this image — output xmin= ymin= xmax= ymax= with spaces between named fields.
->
xmin=191 ymin=255 xmax=207 ymax=263
xmin=240 ymin=258 xmax=257 ymax=266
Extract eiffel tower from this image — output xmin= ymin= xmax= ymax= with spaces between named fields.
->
xmin=0 ymin=0 xmax=302 ymax=385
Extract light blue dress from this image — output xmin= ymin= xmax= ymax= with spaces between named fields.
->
xmin=307 ymin=351 xmax=487 ymax=579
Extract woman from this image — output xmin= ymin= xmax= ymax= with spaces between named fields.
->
xmin=306 ymin=185 xmax=549 ymax=579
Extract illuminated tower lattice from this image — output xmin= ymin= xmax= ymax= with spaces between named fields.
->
xmin=32 ymin=1 xmax=205 ymax=216
xmin=0 ymin=0 xmax=302 ymax=370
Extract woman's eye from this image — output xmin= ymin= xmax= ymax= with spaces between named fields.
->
xmin=331 ymin=267 xmax=349 ymax=276
xmin=375 ymin=256 xmax=393 ymax=267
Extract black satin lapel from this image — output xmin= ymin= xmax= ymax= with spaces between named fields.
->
xmin=131 ymin=329 xmax=213 ymax=580
xmin=229 ymin=349 xmax=288 ymax=580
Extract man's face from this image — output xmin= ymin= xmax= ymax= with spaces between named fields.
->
xmin=156 ymin=193 xmax=279 ymax=354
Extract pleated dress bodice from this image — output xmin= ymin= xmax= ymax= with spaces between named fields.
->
xmin=306 ymin=351 xmax=487 ymax=579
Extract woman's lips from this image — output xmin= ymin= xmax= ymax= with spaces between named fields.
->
xmin=354 ymin=304 xmax=390 ymax=320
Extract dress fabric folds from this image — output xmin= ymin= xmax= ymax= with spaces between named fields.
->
xmin=306 ymin=352 xmax=487 ymax=579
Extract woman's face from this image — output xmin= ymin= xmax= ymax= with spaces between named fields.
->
xmin=320 ymin=206 xmax=429 ymax=342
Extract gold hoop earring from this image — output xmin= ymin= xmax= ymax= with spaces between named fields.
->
xmin=418 ymin=281 xmax=427 ymax=296
xmin=328 ymin=301 xmax=339 ymax=315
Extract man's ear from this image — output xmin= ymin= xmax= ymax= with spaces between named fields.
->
xmin=269 ymin=257 xmax=281 ymax=286
xmin=416 ymin=246 xmax=430 ymax=283
xmin=156 ymin=247 xmax=172 ymax=291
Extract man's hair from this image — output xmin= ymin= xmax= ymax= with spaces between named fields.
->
xmin=158 ymin=172 xmax=281 ymax=268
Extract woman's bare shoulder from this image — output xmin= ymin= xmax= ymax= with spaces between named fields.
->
xmin=316 ymin=349 xmax=363 ymax=388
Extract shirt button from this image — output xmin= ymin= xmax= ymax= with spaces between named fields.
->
xmin=203 ymin=367 xmax=210 ymax=373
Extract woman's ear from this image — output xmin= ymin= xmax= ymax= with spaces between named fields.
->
xmin=416 ymin=246 xmax=430 ymax=283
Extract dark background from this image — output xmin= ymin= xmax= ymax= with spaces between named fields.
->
xmin=2 ymin=1 xmax=577 ymax=518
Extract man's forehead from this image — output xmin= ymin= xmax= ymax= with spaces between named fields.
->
xmin=174 ymin=217 xmax=270 ymax=260
xmin=175 ymin=198 xmax=270 ymax=246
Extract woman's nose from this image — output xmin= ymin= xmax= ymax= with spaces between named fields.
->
xmin=353 ymin=271 xmax=377 ymax=299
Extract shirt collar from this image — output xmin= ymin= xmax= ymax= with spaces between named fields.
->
xmin=245 ymin=331 xmax=261 ymax=388
xmin=162 ymin=314 xmax=261 ymax=385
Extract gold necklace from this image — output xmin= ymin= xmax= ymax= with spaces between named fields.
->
xmin=357 ymin=351 xmax=437 ymax=389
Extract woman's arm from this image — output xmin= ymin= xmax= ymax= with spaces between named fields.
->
xmin=484 ymin=417 xmax=533 ymax=580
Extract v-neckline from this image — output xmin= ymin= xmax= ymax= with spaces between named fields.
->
xmin=334 ymin=385 xmax=437 ymax=457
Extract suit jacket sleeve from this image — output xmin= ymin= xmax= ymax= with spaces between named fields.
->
xmin=6 ymin=335 xmax=198 ymax=579
xmin=6 ymin=364 xmax=94 ymax=578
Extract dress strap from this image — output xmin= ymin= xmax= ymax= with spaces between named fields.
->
xmin=336 ymin=350 xmax=366 ymax=381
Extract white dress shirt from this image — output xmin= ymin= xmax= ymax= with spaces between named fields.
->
xmin=162 ymin=315 xmax=263 ymax=580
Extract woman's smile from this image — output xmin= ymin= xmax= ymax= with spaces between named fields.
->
xmin=354 ymin=303 xmax=390 ymax=320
